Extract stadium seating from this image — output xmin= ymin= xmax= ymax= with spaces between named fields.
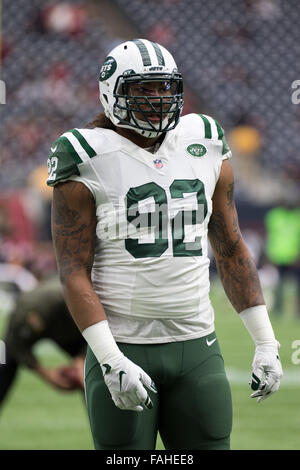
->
xmin=1 ymin=0 xmax=300 ymax=204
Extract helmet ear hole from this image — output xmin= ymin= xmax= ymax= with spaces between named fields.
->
xmin=103 ymin=94 xmax=109 ymax=103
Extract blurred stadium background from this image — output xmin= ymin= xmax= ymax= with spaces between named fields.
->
xmin=1 ymin=0 xmax=300 ymax=450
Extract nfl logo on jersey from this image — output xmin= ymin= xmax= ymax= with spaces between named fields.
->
xmin=153 ymin=159 xmax=163 ymax=169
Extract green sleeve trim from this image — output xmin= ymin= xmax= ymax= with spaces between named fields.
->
xmin=47 ymin=135 xmax=81 ymax=186
xmin=46 ymin=163 xmax=80 ymax=187
xmin=198 ymin=115 xmax=231 ymax=155
xmin=69 ymin=129 xmax=97 ymax=158
xmin=198 ymin=114 xmax=212 ymax=139
xmin=214 ymin=119 xmax=231 ymax=156
xmin=221 ymin=135 xmax=231 ymax=156
xmin=214 ymin=120 xmax=224 ymax=140
xmin=59 ymin=136 xmax=83 ymax=164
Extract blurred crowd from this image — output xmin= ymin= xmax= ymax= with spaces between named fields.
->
xmin=114 ymin=0 xmax=300 ymax=203
xmin=1 ymin=0 xmax=114 ymax=190
xmin=1 ymin=0 xmax=300 ymax=311
xmin=1 ymin=0 xmax=118 ymax=281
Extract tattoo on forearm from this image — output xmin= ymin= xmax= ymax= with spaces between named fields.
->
xmin=208 ymin=210 xmax=241 ymax=257
xmin=209 ymin=181 xmax=264 ymax=311
xmin=216 ymin=255 xmax=265 ymax=312
xmin=52 ymin=183 xmax=96 ymax=281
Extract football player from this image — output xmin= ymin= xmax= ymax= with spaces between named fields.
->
xmin=47 ymin=39 xmax=282 ymax=450
xmin=0 ymin=276 xmax=86 ymax=409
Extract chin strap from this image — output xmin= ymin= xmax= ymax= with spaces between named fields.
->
xmin=135 ymin=128 xmax=163 ymax=138
xmin=116 ymin=120 xmax=164 ymax=138
xmin=129 ymin=115 xmax=169 ymax=138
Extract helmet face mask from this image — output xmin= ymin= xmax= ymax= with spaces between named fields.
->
xmin=99 ymin=39 xmax=184 ymax=138
xmin=113 ymin=72 xmax=183 ymax=135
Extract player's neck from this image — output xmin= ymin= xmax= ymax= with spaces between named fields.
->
xmin=115 ymin=126 xmax=164 ymax=149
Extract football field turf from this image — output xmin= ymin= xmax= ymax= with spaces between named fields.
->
xmin=0 ymin=280 xmax=299 ymax=450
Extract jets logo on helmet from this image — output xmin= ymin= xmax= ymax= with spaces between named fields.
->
xmin=99 ymin=39 xmax=184 ymax=138
xmin=99 ymin=57 xmax=117 ymax=82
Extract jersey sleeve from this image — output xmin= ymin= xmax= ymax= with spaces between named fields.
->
xmin=215 ymin=121 xmax=232 ymax=160
xmin=197 ymin=114 xmax=232 ymax=160
xmin=46 ymin=134 xmax=80 ymax=187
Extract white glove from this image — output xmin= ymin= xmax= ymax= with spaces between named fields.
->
xmin=82 ymin=320 xmax=157 ymax=412
xmin=101 ymin=356 xmax=157 ymax=412
xmin=250 ymin=341 xmax=283 ymax=403
xmin=239 ymin=305 xmax=283 ymax=403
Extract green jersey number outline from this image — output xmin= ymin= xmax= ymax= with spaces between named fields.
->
xmin=125 ymin=179 xmax=208 ymax=258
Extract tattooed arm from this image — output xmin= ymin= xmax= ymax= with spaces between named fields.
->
xmin=208 ymin=160 xmax=265 ymax=312
xmin=51 ymin=181 xmax=107 ymax=331
xmin=209 ymin=161 xmax=282 ymax=401
xmin=52 ymin=180 xmax=156 ymax=410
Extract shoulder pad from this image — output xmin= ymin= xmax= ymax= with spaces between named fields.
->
xmin=197 ymin=114 xmax=224 ymax=140
xmin=179 ymin=113 xmax=231 ymax=158
xmin=47 ymin=128 xmax=100 ymax=186
xmin=197 ymin=114 xmax=231 ymax=157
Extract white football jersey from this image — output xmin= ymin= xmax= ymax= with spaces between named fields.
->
xmin=47 ymin=113 xmax=231 ymax=343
